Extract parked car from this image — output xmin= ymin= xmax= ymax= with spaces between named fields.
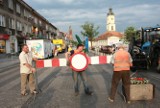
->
xmin=91 ymin=46 xmax=95 ymax=51
xmin=100 ymin=45 xmax=113 ymax=54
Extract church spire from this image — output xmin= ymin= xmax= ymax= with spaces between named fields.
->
xmin=107 ymin=8 xmax=114 ymax=16
xmin=69 ymin=25 xmax=73 ymax=40
xmin=106 ymin=8 xmax=116 ymax=31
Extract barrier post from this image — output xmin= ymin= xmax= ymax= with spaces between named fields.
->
xmin=33 ymin=60 xmax=41 ymax=93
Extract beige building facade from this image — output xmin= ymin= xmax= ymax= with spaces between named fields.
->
xmin=0 ymin=0 xmax=58 ymax=54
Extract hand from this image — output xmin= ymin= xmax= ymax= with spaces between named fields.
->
xmin=31 ymin=68 xmax=36 ymax=73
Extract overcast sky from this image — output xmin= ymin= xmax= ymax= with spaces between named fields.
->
xmin=25 ymin=0 xmax=160 ymax=37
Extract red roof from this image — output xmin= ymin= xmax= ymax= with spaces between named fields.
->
xmin=96 ymin=31 xmax=123 ymax=40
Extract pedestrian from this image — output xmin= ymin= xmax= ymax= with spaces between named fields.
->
xmin=19 ymin=44 xmax=38 ymax=96
xmin=108 ymin=43 xmax=133 ymax=104
xmin=53 ymin=45 xmax=58 ymax=57
xmin=68 ymin=44 xmax=73 ymax=52
xmin=65 ymin=44 xmax=93 ymax=96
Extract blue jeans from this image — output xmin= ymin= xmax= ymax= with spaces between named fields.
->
xmin=72 ymin=70 xmax=90 ymax=93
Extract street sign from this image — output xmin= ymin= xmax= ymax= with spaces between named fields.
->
xmin=70 ymin=53 xmax=88 ymax=72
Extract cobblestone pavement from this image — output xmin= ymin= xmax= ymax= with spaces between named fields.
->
xmin=0 ymin=54 xmax=19 ymax=69
xmin=0 ymin=53 xmax=160 ymax=108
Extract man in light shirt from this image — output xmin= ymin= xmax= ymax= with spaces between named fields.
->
xmin=19 ymin=44 xmax=38 ymax=96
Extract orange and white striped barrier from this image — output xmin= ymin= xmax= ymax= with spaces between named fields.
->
xmin=36 ymin=55 xmax=112 ymax=68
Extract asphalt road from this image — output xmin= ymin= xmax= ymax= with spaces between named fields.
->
xmin=0 ymin=52 xmax=160 ymax=108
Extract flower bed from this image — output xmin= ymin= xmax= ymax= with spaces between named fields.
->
xmin=130 ymin=77 xmax=149 ymax=84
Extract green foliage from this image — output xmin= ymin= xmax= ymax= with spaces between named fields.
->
xmin=70 ymin=40 xmax=78 ymax=46
xmin=30 ymin=33 xmax=35 ymax=37
xmin=81 ymin=22 xmax=99 ymax=47
xmin=124 ymin=26 xmax=139 ymax=42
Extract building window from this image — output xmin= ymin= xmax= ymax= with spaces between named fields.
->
xmin=46 ymin=25 xmax=48 ymax=30
xmin=23 ymin=24 xmax=29 ymax=34
xmin=49 ymin=27 xmax=51 ymax=31
xmin=16 ymin=21 xmax=22 ymax=31
xmin=12 ymin=19 xmax=15 ymax=29
xmin=8 ymin=0 xmax=13 ymax=10
xmin=28 ymin=13 xmax=32 ymax=18
xmin=16 ymin=4 xmax=21 ymax=14
xmin=24 ymin=9 xmax=29 ymax=17
xmin=34 ymin=17 xmax=38 ymax=24
xmin=8 ymin=18 xmax=15 ymax=29
xmin=24 ymin=24 xmax=27 ymax=33
xmin=24 ymin=9 xmax=26 ymax=17
xmin=28 ymin=25 xmax=32 ymax=33
xmin=0 ymin=15 xmax=6 ymax=27
xmin=111 ymin=26 xmax=114 ymax=31
xmin=39 ymin=20 xmax=42 ymax=25
xmin=8 ymin=18 xmax=12 ymax=29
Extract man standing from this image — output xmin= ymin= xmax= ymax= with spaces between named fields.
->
xmin=108 ymin=44 xmax=133 ymax=103
xmin=65 ymin=44 xmax=93 ymax=96
xmin=19 ymin=44 xmax=38 ymax=96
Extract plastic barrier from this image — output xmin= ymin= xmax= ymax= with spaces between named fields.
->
xmin=36 ymin=55 xmax=112 ymax=68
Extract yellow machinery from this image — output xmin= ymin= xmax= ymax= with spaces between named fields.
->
xmin=52 ymin=39 xmax=66 ymax=53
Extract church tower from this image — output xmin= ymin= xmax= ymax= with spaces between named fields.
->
xmin=106 ymin=8 xmax=116 ymax=31
xmin=68 ymin=25 xmax=73 ymax=40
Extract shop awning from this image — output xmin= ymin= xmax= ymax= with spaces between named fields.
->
xmin=0 ymin=34 xmax=9 ymax=40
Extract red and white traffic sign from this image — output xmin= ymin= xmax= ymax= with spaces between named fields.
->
xmin=70 ymin=53 xmax=88 ymax=72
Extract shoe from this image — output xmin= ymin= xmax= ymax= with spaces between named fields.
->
xmin=127 ymin=101 xmax=131 ymax=104
xmin=21 ymin=92 xmax=28 ymax=96
xmin=122 ymin=94 xmax=130 ymax=104
xmin=108 ymin=97 xmax=114 ymax=102
xmin=74 ymin=92 xmax=79 ymax=96
xmin=86 ymin=91 xmax=93 ymax=96
xmin=31 ymin=90 xmax=39 ymax=95
xmin=121 ymin=93 xmax=127 ymax=102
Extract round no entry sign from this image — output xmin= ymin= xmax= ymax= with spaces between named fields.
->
xmin=70 ymin=53 xmax=88 ymax=72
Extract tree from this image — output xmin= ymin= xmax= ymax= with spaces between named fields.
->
xmin=70 ymin=40 xmax=78 ymax=47
xmin=124 ymin=26 xmax=139 ymax=42
xmin=81 ymin=22 xmax=99 ymax=48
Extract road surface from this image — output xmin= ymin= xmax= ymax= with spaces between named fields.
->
xmin=0 ymin=52 xmax=160 ymax=108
